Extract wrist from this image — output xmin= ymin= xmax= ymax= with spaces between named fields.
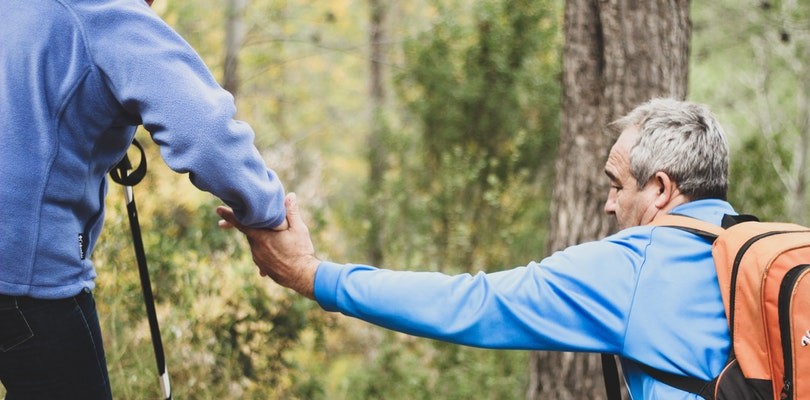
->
xmin=292 ymin=256 xmax=320 ymax=300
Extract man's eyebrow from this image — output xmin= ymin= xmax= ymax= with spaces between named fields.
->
xmin=604 ymin=169 xmax=617 ymax=181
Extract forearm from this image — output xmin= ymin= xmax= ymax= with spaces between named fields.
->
xmin=86 ymin=1 xmax=286 ymax=228
xmin=313 ymin=262 xmax=557 ymax=349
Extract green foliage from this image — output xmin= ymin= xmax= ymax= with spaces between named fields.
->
xmin=388 ymin=0 xmax=562 ymax=271
xmin=78 ymin=1 xmax=809 ymax=400
xmin=335 ymin=0 xmax=562 ymax=398
xmin=729 ymin=131 xmax=792 ymax=221
xmin=14 ymin=2 xmax=808 ymax=400
xmin=85 ymin=0 xmax=565 ymax=399
xmin=690 ymin=0 xmax=810 ymax=223
xmin=95 ymin=134 xmax=326 ymax=399
xmin=339 ymin=333 xmax=527 ymax=400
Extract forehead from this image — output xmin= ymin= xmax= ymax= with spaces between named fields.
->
xmin=604 ymin=127 xmax=640 ymax=180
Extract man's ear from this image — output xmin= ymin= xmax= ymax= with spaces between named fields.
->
xmin=652 ymin=171 xmax=676 ymax=209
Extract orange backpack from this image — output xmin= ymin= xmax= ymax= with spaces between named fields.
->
xmin=641 ymin=214 xmax=810 ymax=400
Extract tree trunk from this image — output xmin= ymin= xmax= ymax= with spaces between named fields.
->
xmin=767 ymin=1 xmax=809 ymax=225
xmin=525 ymin=1 xmax=690 ymax=399
xmin=366 ymin=0 xmax=389 ymax=266
xmin=223 ymin=0 xmax=247 ymax=97
xmin=795 ymin=75 xmax=809 ymax=225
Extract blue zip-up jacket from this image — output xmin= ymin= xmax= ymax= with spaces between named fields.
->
xmin=1 ymin=0 xmax=285 ymax=299
xmin=314 ymin=200 xmax=735 ymax=399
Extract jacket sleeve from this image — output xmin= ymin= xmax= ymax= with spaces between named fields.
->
xmin=313 ymin=236 xmax=644 ymax=352
xmin=81 ymin=0 xmax=285 ymax=228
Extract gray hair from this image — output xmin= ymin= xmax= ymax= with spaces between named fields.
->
xmin=609 ymin=98 xmax=729 ymax=201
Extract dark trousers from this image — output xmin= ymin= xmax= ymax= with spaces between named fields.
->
xmin=0 ymin=289 xmax=112 ymax=400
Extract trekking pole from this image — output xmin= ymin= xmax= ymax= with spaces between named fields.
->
xmin=110 ymin=138 xmax=172 ymax=400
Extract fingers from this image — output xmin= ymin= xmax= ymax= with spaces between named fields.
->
xmin=216 ymin=205 xmax=275 ymax=279
xmin=216 ymin=206 xmax=247 ymax=233
xmin=218 ymin=194 xmax=297 ymax=232
xmin=215 ymin=194 xmax=318 ymax=293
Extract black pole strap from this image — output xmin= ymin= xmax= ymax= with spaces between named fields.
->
xmin=111 ymin=138 xmax=172 ymax=400
xmin=110 ymin=139 xmax=147 ymax=187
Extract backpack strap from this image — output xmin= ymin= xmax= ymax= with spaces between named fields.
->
xmin=601 ymin=355 xmax=716 ymax=400
xmin=643 ymin=214 xmax=725 ymax=398
xmin=601 ymin=354 xmax=623 ymax=400
xmin=636 ymin=363 xmax=716 ymax=399
xmin=652 ymin=213 xmax=759 ymax=236
xmin=720 ymin=213 xmax=759 ymax=228
xmin=650 ymin=214 xmax=724 ymax=241
xmin=602 ymin=213 xmax=752 ymax=400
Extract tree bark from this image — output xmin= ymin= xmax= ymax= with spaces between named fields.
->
xmin=526 ymin=1 xmax=690 ymax=399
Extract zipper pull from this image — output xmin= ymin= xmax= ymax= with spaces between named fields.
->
xmin=781 ymin=379 xmax=791 ymax=400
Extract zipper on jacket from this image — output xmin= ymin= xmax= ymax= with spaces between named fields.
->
xmin=79 ymin=180 xmax=108 ymax=260
xmin=777 ymin=264 xmax=810 ymax=400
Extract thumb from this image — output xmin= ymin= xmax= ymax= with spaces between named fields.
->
xmin=285 ymin=192 xmax=305 ymax=230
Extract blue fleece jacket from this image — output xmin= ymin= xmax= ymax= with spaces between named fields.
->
xmin=1 ymin=0 xmax=285 ymax=299
xmin=314 ymin=200 xmax=736 ymax=399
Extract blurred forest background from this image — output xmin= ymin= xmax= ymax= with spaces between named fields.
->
xmin=46 ymin=0 xmax=810 ymax=399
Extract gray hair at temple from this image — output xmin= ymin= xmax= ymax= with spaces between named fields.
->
xmin=609 ymin=98 xmax=729 ymax=201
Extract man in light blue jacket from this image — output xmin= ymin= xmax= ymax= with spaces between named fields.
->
xmin=1 ymin=0 xmax=287 ymax=398
xmin=219 ymin=98 xmax=735 ymax=399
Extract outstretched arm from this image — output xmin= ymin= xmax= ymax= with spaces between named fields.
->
xmin=217 ymin=193 xmax=318 ymax=299
xmin=218 ymin=195 xmax=637 ymax=353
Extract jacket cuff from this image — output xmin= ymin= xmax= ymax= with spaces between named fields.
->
xmin=313 ymin=261 xmax=343 ymax=312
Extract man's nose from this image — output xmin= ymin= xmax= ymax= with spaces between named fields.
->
xmin=604 ymin=192 xmax=616 ymax=215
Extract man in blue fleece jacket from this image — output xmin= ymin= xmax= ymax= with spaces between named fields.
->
xmin=1 ymin=0 xmax=287 ymax=398
xmin=219 ymin=98 xmax=735 ymax=399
